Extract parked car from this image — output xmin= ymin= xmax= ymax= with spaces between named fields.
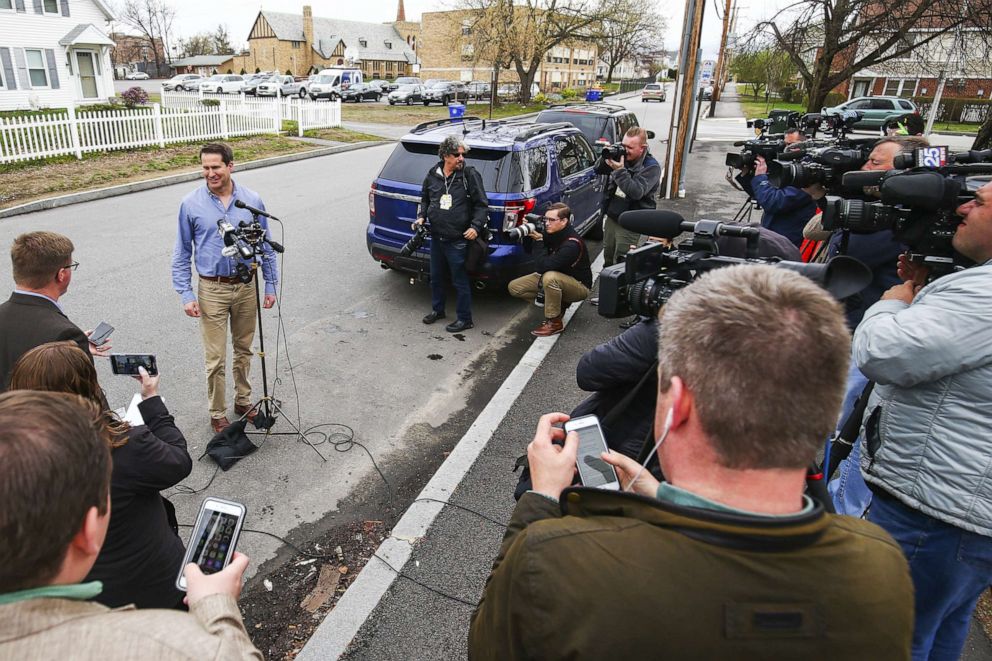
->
xmin=162 ymin=73 xmax=203 ymax=91
xmin=496 ymin=82 xmax=542 ymax=102
xmin=125 ymin=71 xmax=150 ymax=80
xmin=368 ymin=79 xmax=390 ymax=94
xmin=241 ymin=74 xmax=268 ymax=96
xmin=257 ymin=75 xmax=306 ymax=97
xmin=201 ymin=74 xmax=245 ymax=94
xmin=339 ymin=83 xmax=381 ymax=103
xmin=824 ymin=96 xmax=919 ymax=129
xmin=387 ymin=84 xmax=425 ymax=105
xmin=534 ymin=103 xmax=651 ymax=151
xmin=423 ymin=81 xmax=470 ymax=106
xmin=641 ymin=82 xmax=666 ymax=102
xmin=385 ymin=76 xmax=423 ymax=94
xmin=308 ymin=73 xmax=342 ymax=100
xmin=367 ymin=118 xmax=605 ymax=286
xmin=466 ymin=81 xmax=492 ymax=100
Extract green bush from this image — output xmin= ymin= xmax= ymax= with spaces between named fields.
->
xmin=779 ymin=85 xmax=797 ymax=103
xmin=255 ymin=67 xmax=261 ymax=73
xmin=561 ymin=88 xmax=578 ymax=100
xmin=121 ymin=86 xmax=149 ymax=108
xmin=200 ymin=99 xmax=221 ymax=107
xmin=285 ymin=69 xmax=292 ymax=75
xmin=824 ymin=91 xmax=846 ymax=108
xmin=226 ymin=68 xmax=232 ymax=74
xmin=533 ymin=92 xmax=548 ymax=104
xmin=240 ymin=68 xmax=246 ymax=75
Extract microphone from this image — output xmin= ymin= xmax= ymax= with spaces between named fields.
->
xmin=618 ymin=210 xmax=688 ymax=238
xmin=234 ymin=199 xmax=280 ymax=220
xmin=216 ymin=219 xmax=253 ymax=260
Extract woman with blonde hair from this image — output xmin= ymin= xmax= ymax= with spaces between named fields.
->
xmin=10 ymin=341 xmax=192 ymax=609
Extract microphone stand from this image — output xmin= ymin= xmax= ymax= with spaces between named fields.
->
xmin=238 ymin=216 xmax=326 ymax=462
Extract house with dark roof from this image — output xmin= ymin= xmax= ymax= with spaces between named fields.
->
xmin=230 ymin=3 xmax=420 ymax=80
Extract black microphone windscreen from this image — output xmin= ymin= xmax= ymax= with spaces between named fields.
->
xmin=618 ymin=210 xmax=686 ymax=238
xmin=234 ymin=199 xmax=247 ymax=209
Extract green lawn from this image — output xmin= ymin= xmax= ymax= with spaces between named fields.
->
xmin=736 ymin=97 xmax=979 ymax=135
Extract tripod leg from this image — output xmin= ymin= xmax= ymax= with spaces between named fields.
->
xmin=269 ymin=399 xmax=327 ymax=462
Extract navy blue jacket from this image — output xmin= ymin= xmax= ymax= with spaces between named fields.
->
xmin=739 ymin=173 xmax=817 ymax=247
xmin=829 ymin=230 xmax=904 ymax=330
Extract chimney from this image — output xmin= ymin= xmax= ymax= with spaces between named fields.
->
xmin=396 ymin=0 xmax=406 ymax=22
xmin=303 ymin=5 xmax=314 ymax=47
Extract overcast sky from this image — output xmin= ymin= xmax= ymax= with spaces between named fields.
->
xmin=131 ymin=0 xmax=782 ymax=62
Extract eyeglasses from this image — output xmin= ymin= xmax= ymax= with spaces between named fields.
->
xmin=62 ymin=262 xmax=80 ymax=272
xmin=544 ymin=216 xmax=564 ymax=222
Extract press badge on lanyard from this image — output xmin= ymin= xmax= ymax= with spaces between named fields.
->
xmin=440 ymin=194 xmax=453 ymax=210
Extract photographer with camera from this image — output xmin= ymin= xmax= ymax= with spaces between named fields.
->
xmin=416 ymin=136 xmax=489 ymax=334
xmin=470 ymin=264 xmax=912 ymax=660
xmin=595 ymin=127 xmax=662 ymax=267
xmin=852 ymin=179 xmax=992 ymax=659
xmin=736 ymin=129 xmax=818 ymax=247
xmin=507 ymin=204 xmax=592 ymax=337
xmin=0 ymin=390 xmax=262 ymax=659
xmin=172 ymin=143 xmax=279 ymax=435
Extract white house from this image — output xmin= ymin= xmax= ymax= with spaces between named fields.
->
xmin=0 ymin=0 xmax=116 ymax=111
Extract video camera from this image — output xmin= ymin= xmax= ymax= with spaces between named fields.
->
xmin=767 ymin=146 xmax=872 ymax=190
xmin=822 ymin=159 xmax=992 ymax=276
xmin=601 ymin=143 xmax=625 ymax=161
xmin=725 ymin=138 xmax=788 ymax=171
xmin=597 ymin=210 xmax=871 ymax=318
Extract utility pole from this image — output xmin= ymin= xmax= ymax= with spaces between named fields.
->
xmin=708 ymin=0 xmax=733 ymax=116
xmin=663 ymin=0 xmax=706 ymax=198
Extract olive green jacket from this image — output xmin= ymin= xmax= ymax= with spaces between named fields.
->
xmin=469 ymin=488 xmax=912 ymax=661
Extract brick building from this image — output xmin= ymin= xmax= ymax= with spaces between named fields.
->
xmin=418 ymin=9 xmax=597 ymax=89
xmin=110 ymin=32 xmax=165 ymax=77
xmin=229 ymin=4 xmax=419 ymax=79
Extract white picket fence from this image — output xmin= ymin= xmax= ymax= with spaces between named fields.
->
xmin=0 ymin=92 xmax=341 ymax=164
xmin=160 ymin=89 xmax=341 ymax=136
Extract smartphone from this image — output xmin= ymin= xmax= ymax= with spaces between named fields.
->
xmin=563 ymin=415 xmax=620 ymax=491
xmin=89 ymin=322 xmax=114 ymax=346
xmin=176 ymin=497 xmax=247 ymax=591
xmin=109 ymin=354 xmax=157 ymax=376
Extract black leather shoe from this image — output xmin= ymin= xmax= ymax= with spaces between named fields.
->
xmin=445 ymin=319 xmax=474 ymax=333
xmin=423 ymin=311 xmax=446 ymax=324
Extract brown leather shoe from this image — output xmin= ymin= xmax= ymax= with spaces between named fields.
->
xmin=211 ymin=416 xmax=231 ymax=434
xmin=531 ymin=317 xmax=564 ymax=337
xmin=234 ymin=403 xmax=257 ymax=422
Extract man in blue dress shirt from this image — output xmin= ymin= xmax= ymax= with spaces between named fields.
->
xmin=172 ymin=143 xmax=279 ymax=433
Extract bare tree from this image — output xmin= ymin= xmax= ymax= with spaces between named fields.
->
xmin=117 ymin=0 xmax=175 ymax=76
xmin=595 ymin=0 xmax=666 ymax=83
xmin=457 ymin=0 xmax=605 ymax=103
xmin=179 ymin=33 xmax=214 ymax=58
xmin=757 ymin=0 xmax=992 ymax=112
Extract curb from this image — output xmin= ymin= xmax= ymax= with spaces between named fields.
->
xmin=0 ymin=140 xmax=393 ymax=220
xmin=296 ymin=253 xmax=606 ymax=661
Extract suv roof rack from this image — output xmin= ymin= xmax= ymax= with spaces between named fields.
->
xmin=547 ymin=102 xmax=627 ymax=113
xmin=410 ymin=116 xmax=483 ymax=134
xmin=513 ymin=122 xmax=575 ymax=142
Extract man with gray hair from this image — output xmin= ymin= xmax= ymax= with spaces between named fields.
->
xmin=415 ymin=135 xmax=489 ymax=333
xmin=470 ymin=264 xmax=913 ymax=659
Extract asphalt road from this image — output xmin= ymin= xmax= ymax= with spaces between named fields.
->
xmin=0 ymin=143 xmax=527 ymax=579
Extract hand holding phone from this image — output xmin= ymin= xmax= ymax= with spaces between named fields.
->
xmin=110 ymin=354 xmax=158 ymax=376
xmin=563 ymin=415 xmax=620 ymax=491
xmin=176 ymin=498 xmax=246 ymax=591
xmin=183 ymin=551 xmax=250 ymax=606
xmin=88 ymin=322 xmax=114 ymax=346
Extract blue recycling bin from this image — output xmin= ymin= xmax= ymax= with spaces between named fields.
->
xmin=585 ymin=89 xmax=603 ymax=102
xmin=448 ymin=103 xmax=466 ymax=120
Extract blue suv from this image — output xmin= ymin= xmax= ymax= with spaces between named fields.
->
xmin=367 ymin=117 xmax=604 ymax=288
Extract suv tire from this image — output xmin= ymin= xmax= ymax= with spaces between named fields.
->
xmin=443 ymin=96 xmax=450 ymax=106
xmin=176 ymin=85 xmax=185 ymax=91
xmin=299 ymin=88 xmax=307 ymax=98
xmin=423 ymin=100 xmax=430 ymax=106
xmin=406 ymin=98 xmax=412 ymax=106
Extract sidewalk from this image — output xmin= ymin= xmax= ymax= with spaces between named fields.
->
xmin=298 ymin=94 xmax=992 ymax=660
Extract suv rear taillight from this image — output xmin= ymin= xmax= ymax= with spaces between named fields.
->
xmin=502 ymin=198 xmax=536 ymax=231
xmin=369 ymin=183 xmax=376 ymax=217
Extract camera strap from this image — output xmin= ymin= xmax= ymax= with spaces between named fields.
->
xmin=566 ymin=237 xmax=584 ymax=268
xmin=824 ymin=380 xmax=875 ymax=480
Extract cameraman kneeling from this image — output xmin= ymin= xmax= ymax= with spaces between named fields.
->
xmin=508 ymin=203 xmax=592 ymax=337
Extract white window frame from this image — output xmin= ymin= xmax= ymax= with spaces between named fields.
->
xmin=42 ymin=0 xmax=59 ymax=14
xmin=0 ymin=63 xmax=5 ymax=90
xmin=25 ymin=48 xmax=51 ymax=89
xmin=0 ymin=0 xmax=14 ymax=11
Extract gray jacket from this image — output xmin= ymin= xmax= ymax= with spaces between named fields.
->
xmin=854 ymin=260 xmax=992 ymax=536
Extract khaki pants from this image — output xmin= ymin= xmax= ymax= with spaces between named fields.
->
xmin=603 ymin=215 xmax=642 ymax=267
xmin=508 ymin=271 xmax=589 ymax=319
xmin=197 ymin=278 xmax=257 ymax=420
